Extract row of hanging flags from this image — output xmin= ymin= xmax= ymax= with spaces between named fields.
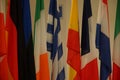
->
xmin=0 ymin=0 xmax=120 ymax=80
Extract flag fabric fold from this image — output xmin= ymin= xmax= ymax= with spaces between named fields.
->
xmin=67 ymin=0 xmax=81 ymax=79
xmin=6 ymin=0 xmax=18 ymax=79
xmin=0 ymin=0 xmax=6 ymax=57
xmin=21 ymin=0 xmax=36 ymax=79
xmin=34 ymin=0 xmax=50 ymax=80
xmin=112 ymin=0 xmax=120 ymax=80
xmin=0 ymin=0 xmax=8 ymax=80
xmin=47 ymin=0 xmax=65 ymax=80
xmin=6 ymin=0 xmax=36 ymax=80
xmin=95 ymin=0 xmax=111 ymax=80
xmin=81 ymin=0 xmax=99 ymax=80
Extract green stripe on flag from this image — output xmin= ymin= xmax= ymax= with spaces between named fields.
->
xmin=35 ymin=0 xmax=44 ymax=22
xmin=114 ymin=0 xmax=120 ymax=38
xmin=34 ymin=0 xmax=44 ymax=42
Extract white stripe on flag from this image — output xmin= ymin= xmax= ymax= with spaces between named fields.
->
xmin=113 ymin=33 xmax=120 ymax=66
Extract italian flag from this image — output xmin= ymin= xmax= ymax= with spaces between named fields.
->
xmin=34 ymin=0 xmax=50 ymax=80
xmin=113 ymin=0 xmax=120 ymax=80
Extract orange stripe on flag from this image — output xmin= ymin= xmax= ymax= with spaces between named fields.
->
xmin=36 ymin=53 xmax=50 ymax=80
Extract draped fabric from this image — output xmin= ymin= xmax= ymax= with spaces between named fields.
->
xmin=47 ymin=0 xmax=65 ymax=80
xmin=96 ymin=0 xmax=111 ymax=80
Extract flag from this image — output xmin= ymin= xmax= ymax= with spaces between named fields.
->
xmin=6 ymin=0 xmax=36 ymax=79
xmin=6 ymin=0 xmax=18 ymax=79
xmin=21 ymin=0 xmax=36 ymax=79
xmin=95 ymin=0 xmax=111 ymax=80
xmin=0 ymin=0 xmax=8 ymax=80
xmin=0 ymin=0 xmax=6 ymax=57
xmin=47 ymin=0 xmax=65 ymax=80
xmin=80 ymin=0 xmax=99 ymax=79
xmin=67 ymin=0 xmax=81 ymax=79
xmin=112 ymin=0 xmax=120 ymax=79
xmin=34 ymin=0 xmax=50 ymax=80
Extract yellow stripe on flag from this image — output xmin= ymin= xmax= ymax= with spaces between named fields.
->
xmin=69 ymin=0 xmax=79 ymax=32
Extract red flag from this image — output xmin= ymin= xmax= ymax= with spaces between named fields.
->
xmin=6 ymin=0 xmax=18 ymax=79
xmin=0 ymin=3 xmax=8 ymax=80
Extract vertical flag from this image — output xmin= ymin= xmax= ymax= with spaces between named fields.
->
xmin=6 ymin=0 xmax=18 ymax=79
xmin=81 ymin=0 xmax=99 ymax=79
xmin=67 ymin=0 xmax=81 ymax=79
xmin=47 ymin=0 xmax=65 ymax=80
xmin=0 ymin=0 xmax=6 ymax=57
xmin=95 ymin=0 xmax=111 ymax=80
xmin=22 ymin=0 xmax=36 ymax=79
xmin=34 ymin=0 xmax=50 ymax=80
xmin=112 ymin=0 xmax=120 ymax=80
xmin=6 ymin=0 xmax=36 ymax=80
xmin=0 ymin=0 xmax=8 ymax=80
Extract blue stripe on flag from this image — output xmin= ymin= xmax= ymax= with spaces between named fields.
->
xmin=22 ymin=0 xmax=32 ymax=44
xmin=81 ymin=0 xmax=92 ymax=55
xmin=47 ymin=0 xmax=65 ymax=79
xmin=96 ymin=24 xmax=111 ymax=80
xmin=96 ymin=24 xmax=101 ymax=49
xmin=58 ymin=43 xmax=63 ymax=60
xmin=47 ymin=24 xmax=54 ymax=34
xmin=47 ymin=42 xmax=53 ymax=52
xmin=57 ymin=68 xmax=65 ymax=80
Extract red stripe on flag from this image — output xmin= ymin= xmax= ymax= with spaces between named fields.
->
xmin=113 ymin=63 xmax=120 ymax=80
xmin=67 ymin=29 xmax=80 ymax=51
xmin=80 ymin=58 xmax=98 ymax=80
xmin=0 ymin=13 xmax=6 ymax=56
xmin=0 ymin=56 xmax=8 ymax=80
xmin=6 ymin=0 xmax=18 ymax=80
xmin=67 ymin=29 xmax=81 ymax=80
xmin=103 ymin=0 xmax=107 ymax=5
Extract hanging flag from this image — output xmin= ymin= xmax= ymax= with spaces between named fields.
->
xmin=80 ymin=0 xmax=99 ymax=79
xmin=21 ymin=0 xmax=36 ymax=79
xmin=6 ymin=0 xmax=18 ymax=80
xmin=67 ymin=0 xmax=81 ymax=79
xmin=95 ymin=0 xmax=111 ymax=80
xmin=0 ymin=0 xmax=6 ymax=57
xmin=47 ymin=0 xmax=65 ymax=80
xmin=0 ymin=0 xmax=8 ymax=80
xmin=34 ymin=0 xmax=50 ymax=80
xmin=113 ymin=0 xmax=120 ymax=80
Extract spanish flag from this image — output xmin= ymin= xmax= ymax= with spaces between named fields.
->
xmin=67 ymin=0 xmax=81 ymax=79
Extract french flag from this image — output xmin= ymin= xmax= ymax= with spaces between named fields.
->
xmin=80 ymin=0 xmax=99 ymax=80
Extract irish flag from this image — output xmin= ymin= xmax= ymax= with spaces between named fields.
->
xmin=113 ymin=0 xmax=120 ymax=80
xmin=67 ymin=0 xmax=81 ymax=79
xmin=34 ymin=0 xmax=50 ymax=80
